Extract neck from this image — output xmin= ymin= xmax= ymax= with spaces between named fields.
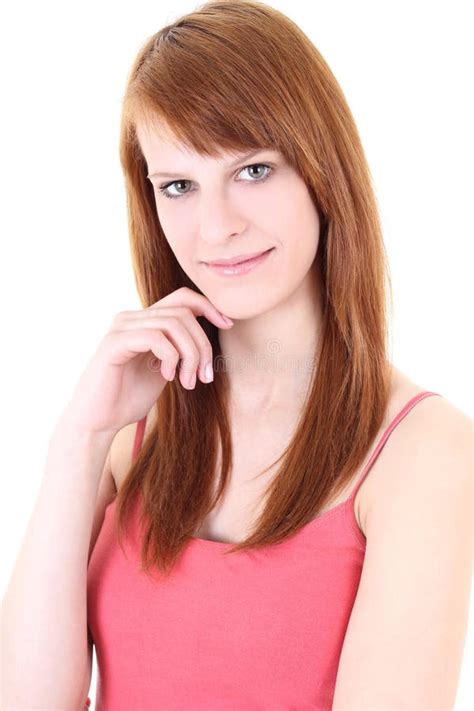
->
xmin=217 ymin=265 xmax=323 ymax=416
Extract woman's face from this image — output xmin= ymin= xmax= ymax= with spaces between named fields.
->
xmin=136 ymin=121 xmax=321 ymax=320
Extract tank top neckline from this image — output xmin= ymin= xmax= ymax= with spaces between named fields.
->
xmin=85 ymin=389 xmax=442 ymax=711
xmin=127 ymin=389 xmax=442 ymax=551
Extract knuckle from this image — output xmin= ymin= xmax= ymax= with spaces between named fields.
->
xmin=103 ymin=329 xmax=118 ymax=344
xmin=167 ymin=316 xmax=182 ymax=330
xmin=110 ymin=310 xmax=132 ymax=328
xmin=145 ymin=305 xmax=160 ymax=317
xmin=169 ymin=351 xmax=180 ymax=365
xmin=176 ymin=305 xmax=192 ymax=318
xmin=182 ymin=352 xmax=200 ymax=370
xmin=151 ymin=328 xmax=165 ymax=341
xmin=198 ymin=338 xmax=212 ymax=360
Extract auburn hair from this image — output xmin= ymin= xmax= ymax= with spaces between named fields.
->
xmin=113 ymin=0 xmax=393 ymax=578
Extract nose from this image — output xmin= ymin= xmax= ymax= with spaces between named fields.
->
xmin=197 ymin=188 xmax=247 ymax=247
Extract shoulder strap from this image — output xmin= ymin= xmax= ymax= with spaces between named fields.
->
xmin=131 ymin=392 xmax=442 ymax=481
xmin=132 ymin=415 xmax=147 ymax=462
xmin=349 ymin=390 xmax=442 ymax=502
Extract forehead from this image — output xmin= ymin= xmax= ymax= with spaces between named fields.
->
xmin=135 ymin=119 xmax=271 ymax=168
xmin=136 ymin=119 xmax=184 ymax=152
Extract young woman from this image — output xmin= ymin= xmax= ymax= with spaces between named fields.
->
xmin=3 ymin=1 xmax=472 ymax=709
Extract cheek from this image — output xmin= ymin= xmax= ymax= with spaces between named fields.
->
xmin=167 ymin=238 xmax=193 ymax=269
xmin=263 ymin=183 xmax=320 ymax=262
xmin=156 ymin=208 xmax=191 ymax=259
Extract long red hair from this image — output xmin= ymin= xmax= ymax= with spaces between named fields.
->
xmin=114 ymin=0 xmax=393 ymax=578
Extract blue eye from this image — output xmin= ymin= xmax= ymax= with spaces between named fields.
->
xmin=157 ymin=163 xmax=273 ymax=200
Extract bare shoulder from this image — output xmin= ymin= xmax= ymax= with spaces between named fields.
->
xmin=333 ymin=372 xmax=473 ymax=707
xmin=392 ymin=382 xmax=473 ymax=491
xmin=110 ymin=407 xmax=158 ymax=491
xmin=387 ymin=365 xmax=471 ymax=452
xmin=357 ymin=364 xmax=472 ymax=533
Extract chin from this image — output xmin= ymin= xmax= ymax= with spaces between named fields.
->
xmin=214 ymin=301 xmax=274 ymax=323
xmin=193 ymin=277 xmax=282 ymax=323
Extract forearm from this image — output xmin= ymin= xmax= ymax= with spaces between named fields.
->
xmin=1 ymin=416 xmax=115 ymax=709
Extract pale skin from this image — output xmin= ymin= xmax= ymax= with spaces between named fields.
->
xmin=137 ymin=119 xmax=324 ymax=416
xmin=86 ymin=121 xmax=473 ymax=706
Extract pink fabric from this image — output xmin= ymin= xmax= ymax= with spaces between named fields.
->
xmin=86 ymin=390 xmax=441 ymax=710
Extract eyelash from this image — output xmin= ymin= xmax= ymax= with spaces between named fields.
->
xmin=157 ymin=163 xmax=274 ymax=200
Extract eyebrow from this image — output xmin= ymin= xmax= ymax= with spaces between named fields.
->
xmin=146 ymin=148 xmax=273 ymax=180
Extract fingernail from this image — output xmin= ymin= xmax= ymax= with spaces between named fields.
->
xmin=220 ymin=313 xmax=234 ymax=325
xmin=189 ymin=372 xmax=196 ymax=388
xmin=205 ymin=362 xmax=214 ymax=382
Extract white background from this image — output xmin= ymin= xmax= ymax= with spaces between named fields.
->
xmin=1 ymin=0 xmax=472 ymax=707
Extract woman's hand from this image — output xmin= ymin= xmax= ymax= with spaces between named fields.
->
xmin=60 ymin=287 xmax=233 ymax=435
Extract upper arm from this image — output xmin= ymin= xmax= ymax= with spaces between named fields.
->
xmin=87 ymin=444 xmax=116 ymax=565
xmin=82 ymin=437 xmax=118 ymax=706
xmin=87 ymin=412 xmax=154 ymax=566
xmin=333 ymin=398 xmax=473 ymax=709
xmin=82 ymin=413 xmax=154 ymax=706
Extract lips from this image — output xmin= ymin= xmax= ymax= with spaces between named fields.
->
xmin=204 ymin=249 xmax=272 ymax=266
xmin=204 ymin=247 xmax=275 ymax=277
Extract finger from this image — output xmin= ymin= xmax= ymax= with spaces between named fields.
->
xmin=151 ymin=319 xmax=201 ymax=389
xmin=117 ymin=317 xmax=201 ymax=389
xmin=169 ymin=307 xmax=214 ymax=383
xmin=151 ymin=334 xmax=180 ymax=381
xmin=104 ymin=328 xmax=180 ymax=379
xmin=124 ymin=307 xmax=214 ymax=383
xmin=150 ymin=286 xmax=234 ymax=329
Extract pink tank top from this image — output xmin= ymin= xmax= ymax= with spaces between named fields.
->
xmin=86 ymin=390 xmax=441 ymax=710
